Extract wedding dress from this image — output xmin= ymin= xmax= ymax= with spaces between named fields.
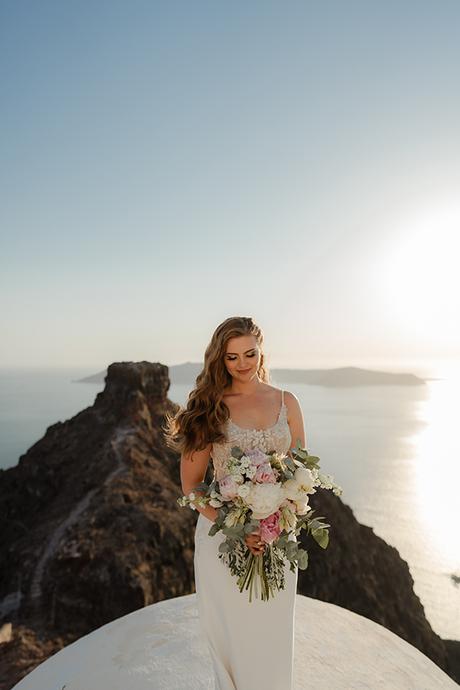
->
xmin=194 ymin=389 xmax=298 ymax=690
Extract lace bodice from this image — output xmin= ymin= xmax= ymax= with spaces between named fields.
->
xmin=210 ymin=389 xmax=292 ymax=481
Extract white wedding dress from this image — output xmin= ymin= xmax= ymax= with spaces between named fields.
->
xmin=194 ymin=389 xmax=298 ymax=690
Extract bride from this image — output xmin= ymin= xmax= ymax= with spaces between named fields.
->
xmin=166 ymin=316 xmax=306 ymax=690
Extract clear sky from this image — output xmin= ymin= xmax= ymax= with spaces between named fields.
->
xmin=1 ymin=1 xmax=459 ymax=376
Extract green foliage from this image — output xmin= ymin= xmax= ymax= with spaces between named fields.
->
xmin=285 ymin=541 xmax=298 ymax=560
xmin=284 ymin=455 xmax=297 ymax=472
xmin=243 ymin=519 xmax=260 ymax=534
xmin=222 ymin=524 xmax=245 ymax=539
xmin=311 ymin=527 xmax=329 ymax=549
xmin=208 ymin=522 xmax=220 ymax=536
xmin=192 ymin=481 xmax=210 ymax=493
xmin=218 ymin=541 xmax=232 ymax=553
xmin=297 ymin=548 xmax=309 ymax=570
xmin=274 ymin=533 xmax=290 ymax=549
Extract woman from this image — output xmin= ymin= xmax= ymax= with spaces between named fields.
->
xmin=165 ymin=316 xmax=306 ymax=690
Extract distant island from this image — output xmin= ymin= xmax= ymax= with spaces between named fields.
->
xmin=75 ymin=362 xmax=427 ymax=387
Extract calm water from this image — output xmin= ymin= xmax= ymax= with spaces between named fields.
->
xmin=1 ymin=366 xmax=459 ymax=640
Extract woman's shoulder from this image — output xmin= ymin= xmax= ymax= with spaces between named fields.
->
xmin=280 ymin=388 xmax=301 ymax=413
xmin=265 ymin=383 xmax=298 ymax=402
xmin=280 ymin=388 xmax=298 ymax=402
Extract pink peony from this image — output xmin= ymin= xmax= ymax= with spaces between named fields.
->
xmin=259 ymin=510 xmax=282 ymax=544
xmin=254 ymin=462 xmax=277 ymax=484
xmin=218 ymin=474 xmax=239 ymax=501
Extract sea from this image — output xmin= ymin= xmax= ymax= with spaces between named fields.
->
xmin=1 ymin=362 xmax=459 ymax=641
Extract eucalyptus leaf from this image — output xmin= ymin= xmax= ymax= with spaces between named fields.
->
xmin=276 ymin=535 xmax=289 ymax=548
xmin=223 ymin=525 xmax=245 ymax=538
xmin=308 ymin=516 xmax=328 ymax=531
xmin=284 ymin=456 xmax=296 ymax=471
xmin=285 ymin=541 xmax=298 ymax=559
xmin=193 ymin=481 xmax=210 ymax=492
xmin=244 ymin=520 xmax=260 ymax=534
xmin=297 ymin=549 xmax=309 ymax=570
xmin=296 ymin=450 xmax=309 ymax=461
xmin=311 ymin=527 xmax=329 ymax=549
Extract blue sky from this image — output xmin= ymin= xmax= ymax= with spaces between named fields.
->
xmin=1 ymin=1 xmax=459 ymax=375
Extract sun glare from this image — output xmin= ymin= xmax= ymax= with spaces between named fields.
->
xmin=379 ymin=202 xmax=460 ymax=347
xmin=409 ymin=377 xmax=460 ymax=570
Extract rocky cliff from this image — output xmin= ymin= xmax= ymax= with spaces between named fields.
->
xmin=0 ymin=361 xmax=458 ymax=688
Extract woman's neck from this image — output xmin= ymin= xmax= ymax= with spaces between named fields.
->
xmin=225 ymin=377 xmax=265 ymax=396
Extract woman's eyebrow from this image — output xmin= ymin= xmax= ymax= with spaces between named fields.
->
xmin=225 ymin=348 xmax=256 ymax=355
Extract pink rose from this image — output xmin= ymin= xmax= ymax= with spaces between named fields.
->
xmin=259 ymin=510 xmax=282 ymax=544
xmin=254 ymin=462 xmax=277 ymax=484
xmin=218 ymin=474 xmax=239 ymax=501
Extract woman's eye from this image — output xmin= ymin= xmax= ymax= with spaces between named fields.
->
xmin=227 ymin=353 xmax=256 ymax=361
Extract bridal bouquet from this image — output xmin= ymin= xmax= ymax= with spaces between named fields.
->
xmin=178 ymin=440 xmax=343 ymax=602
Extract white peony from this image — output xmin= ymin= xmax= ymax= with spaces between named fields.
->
xmin=294 ymin=497 xmax=312 ymax=515
xmin=282 ymin=478 xmax=301 ymax=501
xmin=294 ymin=467 xmax=316 ymax=494
xmin=246 ymin=482 xmax=284 ymax=519
xmin=282 ymin=468 xmax=316 ymax=508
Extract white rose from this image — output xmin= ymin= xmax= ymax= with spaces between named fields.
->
xmin=246 ymin=482 xmax=284 ymax=519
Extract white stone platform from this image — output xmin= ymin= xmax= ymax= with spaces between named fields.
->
xmin=12 ymin=593 xmax=457 ymax=689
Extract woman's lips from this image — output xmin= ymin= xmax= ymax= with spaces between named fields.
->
xmin=238 ymin=368 xmax=251 ymax=373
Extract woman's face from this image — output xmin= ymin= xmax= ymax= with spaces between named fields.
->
xmin=224 ymin=334 xmax=261 ymax=381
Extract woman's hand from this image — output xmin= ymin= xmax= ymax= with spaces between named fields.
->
xmin=244 ymin=530 xmax=266 ymax=556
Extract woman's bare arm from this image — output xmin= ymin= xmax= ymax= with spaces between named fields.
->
xmin=285 ymin=391 xmax=306 ymax=450
xmin=180 ymin=443 xmax=218 ymax=523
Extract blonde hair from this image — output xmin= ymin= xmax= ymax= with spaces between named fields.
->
xmin=163 ymin=316 xmax=269 ymax=457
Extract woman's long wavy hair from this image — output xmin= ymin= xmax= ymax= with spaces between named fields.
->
xmin=163 ymin=316 xmax=270 ymax=458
